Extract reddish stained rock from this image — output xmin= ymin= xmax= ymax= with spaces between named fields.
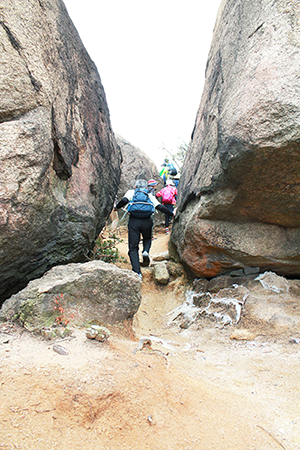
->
xmin=0 ymin=0 xmax=121 ymax=302
xmin=171 ymin=0 xmax=300 ymax=278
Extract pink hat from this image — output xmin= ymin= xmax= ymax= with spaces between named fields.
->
xmin=148 ymin=179 xmax=157 ymax=186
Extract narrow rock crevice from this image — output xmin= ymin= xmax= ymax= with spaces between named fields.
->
xmin=248 ymin=22 xmax=264 ymax=39
xmin=52 ymin=119 xmax=72 ymax=180
xmin=0 ymin=107 xmax=29 ymax=124
xmin=27 ymin=70 xmax=42 ymax=92
xmin=52 ymin=137 xmax=72 ymax=180
xmin=0 ymin=21 xmax=42 ymax=92
xmin=0 ymin=21 xmax=21 ymax=50
xmin=180 ymin=192 xmax=197 ymax=214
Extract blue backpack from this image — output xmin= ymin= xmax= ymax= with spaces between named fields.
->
xmin=128 ymin=188 xmax=155 ymax=218
xmin=168 ymin=163 xmax=177 ymax=176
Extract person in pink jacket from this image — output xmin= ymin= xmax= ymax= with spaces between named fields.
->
xmin=156 ymin=179 xmax=177 ymax=234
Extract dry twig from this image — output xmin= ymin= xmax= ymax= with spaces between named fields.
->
xmin=257 ymin=425 xmax=287 ymax=450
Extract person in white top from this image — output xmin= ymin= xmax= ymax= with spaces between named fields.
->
xmin=115 ymin=179 xmax=175 ymax=280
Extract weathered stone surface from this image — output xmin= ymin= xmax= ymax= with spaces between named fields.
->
xmin=214 ymin=285 xmax=250 ymax=303
xmin=116 ymin=135 xmax=163 ymax=198
xmin=255 ymin=271 xmax=289 ymax=293
xmin=171 ymin=272 xmax=300 ymax=333
xmin=86 ymin=325 xmax=111 ymax=342
xmin=208 ymin=275 xmax=245 ymax=293
xmin=152 ymin=251 xmax=170 ymax=262
xmin=192 ymin=292 xmax=212 ymax=308
xmin=0 ymin=261 xmax=141 ymax=331
xmin=167 ymin=261 xmax=184 ymax=278
xmin=230 ymin=329 xmax=257 ymax=341
xmin=245 ymin=272 xmax=300 ymax=330
xmin=289 ymin=280 xmax=300 ymax=297
xmin=193 ymin=278 xmax=209 ymax=293
xmin=171 ymin=0 xmax=300 ymax=277
xmin=153 ymin=262 xmax=169 ymax=285
xmin=0 ymin=0 xmax=121 ymax=302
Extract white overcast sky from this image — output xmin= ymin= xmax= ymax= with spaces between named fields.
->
xmin=63 ymin=0 xmax=221 ymax=168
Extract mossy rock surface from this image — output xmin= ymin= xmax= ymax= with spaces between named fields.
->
xmin=0 ymin=261 xmax=141 ymax=332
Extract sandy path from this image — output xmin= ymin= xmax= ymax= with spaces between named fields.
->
xmin=0 ymin=227 xmax=299 ymax=449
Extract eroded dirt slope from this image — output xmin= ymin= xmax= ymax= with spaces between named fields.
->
xmin=0 ymin=228 xmax=299 ymax=449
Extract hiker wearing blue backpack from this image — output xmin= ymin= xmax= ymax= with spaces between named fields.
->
xmin=159 ymin=158 xmax=177 ymax=185
xmin=115 ymin=179 xmax=175 ymax=280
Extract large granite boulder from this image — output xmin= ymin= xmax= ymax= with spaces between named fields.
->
xmin=0 ymin=0 xmax=121 ymax=303
xmin=171 ymin=0 xmax=300 ymax=278
xmin=0 ymin=261 xmax=141 ymax=331
xmin=116 ymin=135 xmax=163 ymax=198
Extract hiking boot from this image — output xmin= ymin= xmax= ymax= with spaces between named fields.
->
xmin=142 ymin=251 xmax=150 ymax=267
xmin=165 ymin=227 xmax=169 ymax=235
xmin=138 ymin=273 xmax=142 ymax=281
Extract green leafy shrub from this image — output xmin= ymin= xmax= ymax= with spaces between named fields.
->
xmin=160 ymin=140 xmax=188 ymax=172
xmin=92 ymin=234 xmax=126 ymax=264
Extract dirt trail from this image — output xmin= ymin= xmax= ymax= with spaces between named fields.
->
xmin=0 ymin=228 xmax=300 ymax=449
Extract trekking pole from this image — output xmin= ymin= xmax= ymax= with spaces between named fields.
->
xmin=115 ymin=208 xmax=128 ymax=235
xmin=119 ymin=208 xmax=128 ymax=223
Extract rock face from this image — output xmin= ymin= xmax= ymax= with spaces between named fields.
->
xmin=0 ymin=0 xmax=121 ymax=302
xmin=116 ymin=135 xmax=163 ymax=198
xmin=153 ymin=262 xmax=169 ymax=285
xmin=170 ymin=271 xmax=300 ymax=334
xmin=0 ymin=261 xmax=141 ymax=331
xmin=171 ymin=0 xmax=300 ymax=278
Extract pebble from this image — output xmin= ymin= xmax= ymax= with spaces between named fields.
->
xmin=230 ymin=329 xmax=256 ymax=341
xmin=53 ymin=344 xmax=69 ymax=355
xmin=86 ymin=325 xmax=111 ymax=342
xmin=290 ymin=337 xmax=300 ymax=344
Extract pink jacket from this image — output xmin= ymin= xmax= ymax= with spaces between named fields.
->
xmin=156 ymin=186 xmax=177 ymax=205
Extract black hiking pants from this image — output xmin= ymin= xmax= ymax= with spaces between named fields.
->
xmin=128 ymin=216 xmax=153 ymax=274
xmin=163 ymin=203 xmax=174 ymax=227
